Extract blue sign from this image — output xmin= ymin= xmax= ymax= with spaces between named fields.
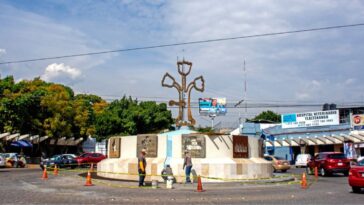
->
xmin=282 ymin=114 xmax=296 ymax=123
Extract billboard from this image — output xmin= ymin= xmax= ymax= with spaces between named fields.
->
xmin=281 ymin=110 xmax=339 ymax=129
xmin=198 ymin=98 xmax=227 ymax=116
xmin=351 ymin=114 xmax=364 ymax=130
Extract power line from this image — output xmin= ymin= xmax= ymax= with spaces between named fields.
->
xmin=1 ymin=23 xmax=364 ymax=65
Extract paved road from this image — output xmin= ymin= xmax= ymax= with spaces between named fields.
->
xmin=0 ymin=167 xmax=362 ymax=205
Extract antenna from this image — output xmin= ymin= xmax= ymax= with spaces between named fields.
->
xmin=244 ymin=60 xmax=247 ymax=117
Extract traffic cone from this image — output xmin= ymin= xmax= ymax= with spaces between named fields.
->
xmin=84 ymin=171 xmax=94 ymax=186
xmin=42 ymin=167 xmax=48 ymax=180
xmin=53 ymin=165 xmax=58 ymax=176
xmin=314 ymin=167 xmax=318 ymax=179
xmin=196 ymin=176 xmax=205 ymax=192
xmin=301 ymin=172 xmax=307 ymax=189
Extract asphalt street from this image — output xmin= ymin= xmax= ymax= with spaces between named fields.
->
xmin=0 ymin=167 xmax=362 ymax=205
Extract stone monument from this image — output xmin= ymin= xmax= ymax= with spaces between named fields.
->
xmin=97 ymin=60 xmax=272 ymax=182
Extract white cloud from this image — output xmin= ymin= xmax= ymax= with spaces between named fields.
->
xmin=0 ymin=48 xmax=6 ymax=56
xmin=41 ymin=63 xmax=81 ymax=82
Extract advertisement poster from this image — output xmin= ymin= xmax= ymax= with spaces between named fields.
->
xmin=198 ymin=98 xmax=227 ymax=116
xmin=351 ymin=114 xmax=364 ymax=130
xmin=281 ymin=110 xmax=339 ymax=129
xmin=344 ymin=142 xmax=356 ymax=159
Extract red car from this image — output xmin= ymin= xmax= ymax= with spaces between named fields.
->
xmin=75 ymin=153 xmax=106 ymax=167
xmin=349 ymin=159 xmax=364 ymax=193
xmin=307 ymin=152 xmax=350 ymax=176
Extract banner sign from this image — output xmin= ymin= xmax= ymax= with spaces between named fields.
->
xmin=344 ymin=142 xmax=357 ymax=159
xmin=198 ymin=98 xmax=227 ymax=116
xmin=351 ymin=114 xmax=364 ymax=130
xmin=281 ymin=110 xmax=339 ymax=129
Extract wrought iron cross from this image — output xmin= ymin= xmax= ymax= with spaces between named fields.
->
xmin=161 ymin=60 xmax=205 ymax=127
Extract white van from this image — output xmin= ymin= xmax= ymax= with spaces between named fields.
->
xmin=295 ymin=154 xmax=311 ymax=168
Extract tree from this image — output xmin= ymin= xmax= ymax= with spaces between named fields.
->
xmin=248 ymin=110 xmax=281 ymax=123
xmin=95 ymin=97 xmax=173 ymax=140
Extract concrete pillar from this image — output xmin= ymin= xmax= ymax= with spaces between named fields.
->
xmin=314 ymin=145 xmax=319 ymax=155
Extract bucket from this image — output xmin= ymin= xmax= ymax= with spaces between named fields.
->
xmin=166 ymin=176 xmax=173 ymax=189
xmin=152 ymin=180 xmax=158 ymax=189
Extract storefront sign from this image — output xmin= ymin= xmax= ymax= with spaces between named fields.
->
xmin=182 ymin=135 xmax=206 ymax=158
xmin=281 ymin=110 xmax=339 ymax=129
xmin=351 ymin=114 xmax=364 ymax=130
xmin=108 ymin=137 xmax=121 ymax=158
xmin=233 ymin=135 xmax=249 ymax=158
xmin=137 ymin=134 xmax=158 ymax=157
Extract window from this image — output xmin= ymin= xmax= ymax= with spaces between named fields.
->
xmin=328 ymin=154 xmax=346 ymax=159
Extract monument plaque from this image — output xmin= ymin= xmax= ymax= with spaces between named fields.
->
xmin=182 ymin=134 xmax=206 ymax=158
xmin=108 ymin=137 xmax=121 ymax=158
xmin=137 ymin=134 xmax=158 ymax=157
xmin=233 ymin=135 xmax=249 ymax=158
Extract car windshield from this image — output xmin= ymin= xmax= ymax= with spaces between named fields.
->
xmin=328 ymin=154 xmax=346 ymax=159
xmin=357 ymin=160 xmax=364 ymax=166
xmin=79 ymin=153 xmax=89 ymax=157
xmin=50 ymin=155 xmax=60 ymax=160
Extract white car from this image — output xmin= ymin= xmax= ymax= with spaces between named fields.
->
xmin=295 ymin=154 xmax=311 ymax=168
xmin=0 ymin=154 xmax=6 ymax=167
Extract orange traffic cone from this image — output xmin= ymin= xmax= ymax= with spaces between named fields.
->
xmin=42 ymin=167 xmax=48 ymax=180
xmin=301 ymin=172 xmax=307 ymax=189
xmin=84 ymin=171 xmax=94 ymax=186
xmin=53 ymin=165 xmax=59 ymax=176
xmin=196 ymin=176 xmax=205 ymax=192
xmin=314 ymin=167 xmax=318 ymax=179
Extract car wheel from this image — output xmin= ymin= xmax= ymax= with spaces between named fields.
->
xmin=344 ymin=171 xmax=349 ymax=177
xmin=281 ymin=169 xmax=287 ymax=173
xmin=320 ymin=168 xmax=326 ymax=177
xmin=352 ymin=186 xmax=361 ymax=193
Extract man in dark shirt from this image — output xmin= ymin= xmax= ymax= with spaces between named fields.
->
xmin=138 ymin=149 xmax=147 ymax=187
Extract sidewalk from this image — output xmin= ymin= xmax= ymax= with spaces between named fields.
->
xmin=85 ymin=172 xmax=296 ymax=190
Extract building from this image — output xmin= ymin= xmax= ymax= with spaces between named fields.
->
xmin=261 ymin=105 xmax=364 ymax=163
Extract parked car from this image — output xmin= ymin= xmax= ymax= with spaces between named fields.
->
xmin=264 ymin=155 xmax=291 ymax=172
xmin=40 ymin=154 xmax=77 ymax=170
xmin=295 ymin=154 xmax=311 ymax=168
xmin=307 ymin=152 xmax=350 ymax=176
xmin=0 ymin=154 xmax=6 ymax=167
xmin=3 ymin=153 xmax=27 ymax=168
xmin=349 ymin=159 xmax=364 ymax=193
xmin=75 ymin=153 xmax=106 ymax=167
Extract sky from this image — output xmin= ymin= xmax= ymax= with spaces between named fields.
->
xmin=1 ymin=0 xmax=364 ymax=127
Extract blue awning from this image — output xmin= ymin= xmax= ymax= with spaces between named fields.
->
xmin=10 ymin=140 xmax=33 ymax=148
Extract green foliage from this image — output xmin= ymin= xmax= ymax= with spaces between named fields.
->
xmin=0 ymin=75 xmax=173 ymax=141
xmin=195 ymin=126 xmax=214 ymax=133
xmin=247 ymin=110 xmax=281 ymax=123
xmin=94 ymin=97 xmax=173 ymax=140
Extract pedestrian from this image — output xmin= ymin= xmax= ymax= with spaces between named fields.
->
xmin=161 ymin=165 xmax=175 ymax=183
xmin=183 ymin=150 xmax=193 ymax=184
xmin=138 ymin=149 xmax=147 ymax=187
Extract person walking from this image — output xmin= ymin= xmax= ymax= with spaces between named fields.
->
xmin=183 ymin=150 xmax=193 ymax=184
xmin=138 ymin=149 xmax=147 ymax=187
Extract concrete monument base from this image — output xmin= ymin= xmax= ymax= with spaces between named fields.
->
xmin=97 ymin=130 xmax=272 ymax=183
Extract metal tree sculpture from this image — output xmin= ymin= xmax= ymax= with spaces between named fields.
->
xmin=161 ymin=60 xmax=205 ymax=127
